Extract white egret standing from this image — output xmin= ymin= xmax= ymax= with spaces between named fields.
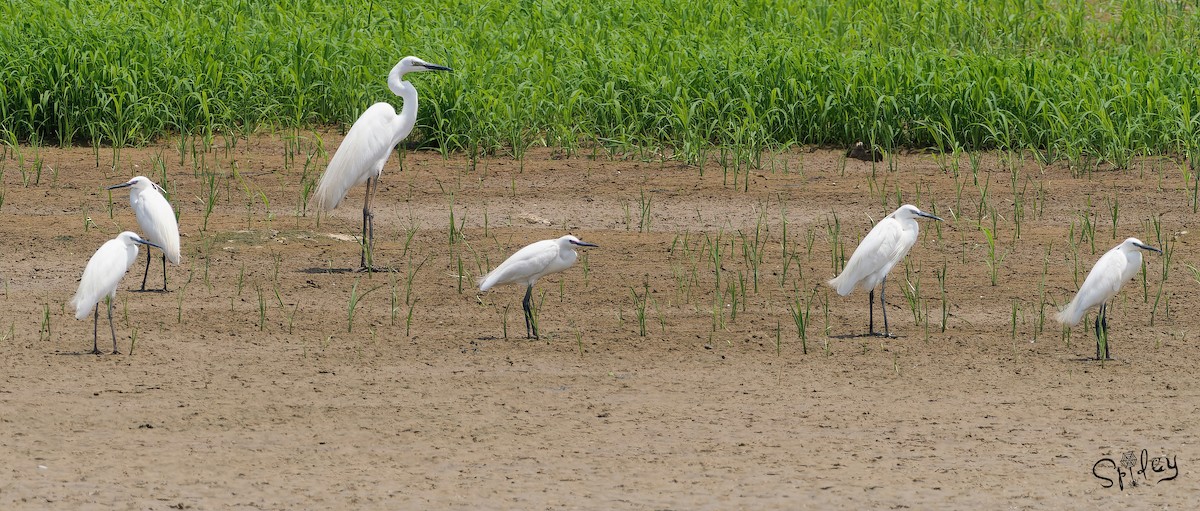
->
xmin=478 ymin=235 xmax=598 ymax=339
xmin=71 ymin=231 xmax=161 ymax=354
xmin=827 ymin=204 xmax=943 ymax=337
xmin=107 ymin=176 xmax=181 ymax=291
xmin=313 ymin=56 xmax=453 ymax=269
xmin=1056 ymin=237 xmax=1161 ymax=360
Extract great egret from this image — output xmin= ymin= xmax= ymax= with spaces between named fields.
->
xmin=1056 ymin=237 xmax=1161 ymax=360
xmin=313 ymin=55 xmax=453 ymax=269
xmin=827 ymin=204 xmax=943 ymax=337
xmin=107 ymin=176 xmax=181 ymax=291
xmin=479 ymin=235 xmax=598 ymax=339
xmin=71 ymin=231 xmax=161 ymax=354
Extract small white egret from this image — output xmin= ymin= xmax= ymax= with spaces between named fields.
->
xmin=1056 ymin=237 xmax=1161 ymax=360
xmin=827 ymin=204 xmax=943 ymax=337
xmin=313 ymin=56 xmax=453 ymax=269
xmin=478 ymin=235 xmax=598 ymax=339
xmin=107 ymin=176 xmax=181 ymax=291
xmin=71 ymin=231 xmax=161 ymax=354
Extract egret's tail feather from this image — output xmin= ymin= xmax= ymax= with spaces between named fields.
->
xmin=826 ymin=274 xmax=853 ymax=297
xmin=70 ymin=294 xmax=91 ymax=320
xmin=312 ymin=177 xmax=349 ymax=211
xmin=1055 ymin=299 xmax=1084 ymax=326
xmin=163 ymin=239 xmax=182 ymax=266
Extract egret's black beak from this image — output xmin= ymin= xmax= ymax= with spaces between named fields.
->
xmin=1134 ymin=242 xmax=1162 ymax=254
xmin=106 ymin=182 xmax=133 ymax=190
xmin=917 ymin=211 xmax=944 ymax=222
xmin=134 ymin=237 xmax=162 ymax=250
xmin=570 ymin=240 xmax=598 ymax=248
xmin=421 ymin=63 xmax=453 ymax=72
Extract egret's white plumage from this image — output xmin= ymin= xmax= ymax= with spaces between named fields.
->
xmin=71 ymin=231 xmax=160 ymax=354
xmin=107 ymin=176 xmax=181 ymax=290
xmin=1056 ymin=237 xmax=1160 ymax=359
xmin=479 ymin=235 xmax=598 ymax=338
xmin=312 ymin=56 xmax=452 ymax=269
xmin=827 ymin=204 xmax=943 ymax=336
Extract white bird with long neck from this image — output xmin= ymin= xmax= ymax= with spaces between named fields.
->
xmin=71 ymin=231 xmax=161 ymax=354
xmin=479 ymin=235 xmax=598 ymax=339
xmin=827 ymin=204 xmax=943 ymax=337
xmin=313 ymin=55 xmax=452 ymax=270
xmin=1056 ymin=237 xmax=1161 ymax=360
xmin=107 ymin=176 xmax=181 ymax=291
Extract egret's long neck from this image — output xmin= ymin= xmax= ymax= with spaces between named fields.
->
xmin=387 ymin=65 xmax=419 ymax=145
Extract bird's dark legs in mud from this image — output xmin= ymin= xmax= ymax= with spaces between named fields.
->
xmin=140 ymin=250 xmax=150 ymax=291
xmin=522 ymin=285 xmax=538 ymax=339
xmin=865 ymin=278 xmax=894 ymax=338
xmin=140 ymin=248 xmax=171 ymax=291
xmin=880 ymin=277 xmax=891 ymax=337
xmin=90 ymin=307 xmax=101 ymax=355
xmin=141 ymin=250 xmax=170 ymax=291
xmin=360 ymin=176 xmax=378 ymax=271
xmin=91 ymin=298 xmax=119 ymax=355
xmin=867 ymin=288 xmax=875 ymax=335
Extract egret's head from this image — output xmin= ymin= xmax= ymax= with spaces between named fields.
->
xmin=894 ymin=204 xmax=943 ymax=222
xmin=1122 ymin=237 xmax=1162 ymax=254
xmin=106 ymin=176 xmax=160 ymax=193
xmin=397 ymin=56 xmax=453 ymax=76
xmin=117 ymin=231 xmax=162 ymax=250
xmin=562 ymin=235 xmax=598 ymax=248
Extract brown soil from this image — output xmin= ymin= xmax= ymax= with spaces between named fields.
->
xmin=1 ymin=134 xmax=1197 ymax=509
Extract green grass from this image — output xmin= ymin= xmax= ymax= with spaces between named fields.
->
xmin=4 ymin=0 xmax=1200 ymax=162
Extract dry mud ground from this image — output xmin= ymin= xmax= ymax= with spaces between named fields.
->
xmin=1 ymin=134 xmax=1198 ymax=509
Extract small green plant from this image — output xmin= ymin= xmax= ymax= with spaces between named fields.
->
xmin=637 ymin=188 xmax=652 ymax=233
xmin=788 ymin=287 xmax=816 ymax=355
xmin=39 ymin=303 xmax=51 ymax=341
xmin=630 ymin=282 xmax=649 ymax=337
xmin=346 ymin=277 xmax=382 ymax=333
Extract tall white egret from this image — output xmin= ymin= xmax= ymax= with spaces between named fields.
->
xmin=827 ymin=204 xmax=943 ymax=337
xmin=313 ymin=56 xmax=453 ymax=269
xmin=107 ymin=176 xmax=181 ymax=291
xmin=479 ymin=235 xmax=598 ymax=339
xmin=71 ymin=231 xmax=161 ymax=354
xmin=1056 ymin=237 xmax=1161 ymax=360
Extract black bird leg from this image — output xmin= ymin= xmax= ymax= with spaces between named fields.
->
xmin=360 ymin=176 xmax=378 ymax=270
xmin=91 ymin=307 xmax=101 ymax=355
xmin=867 ymin=289 xmax=875 ymax=335
xmin=161 ymin=251 xmax=169 ymax=291
xmin=522 ymin=285 xmax=538 ymax=339
xmin=880 ymin=277 xmax=891 ymax=337
xmin=140 ymin=249 xmax=151 ymax=291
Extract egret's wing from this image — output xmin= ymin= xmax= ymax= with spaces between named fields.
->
xmin=830 ymin=218 xmax=902 ymax=295
xmin=1056 ymin=248 xmax=1127 ymax=325
xmin=479 ymin=240 xmax=559 ymax=291
xmin=313 ymin=103 xmax=400 ymax=211
xmin=135 ymin=190 xmax=181 ymax=264
xmin=71 ymin=240 xmax=131 ymax=319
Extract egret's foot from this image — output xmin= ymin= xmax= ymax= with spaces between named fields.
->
xmin=89 ymin=349 xmax=103 ymax=355
xmin=111 ymin=350 xmax=122 ymax=355
xmin=356 ymin=265 xmax=386 ymax=273
xmin=861 ymin=331 xmax=896 ymax=339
